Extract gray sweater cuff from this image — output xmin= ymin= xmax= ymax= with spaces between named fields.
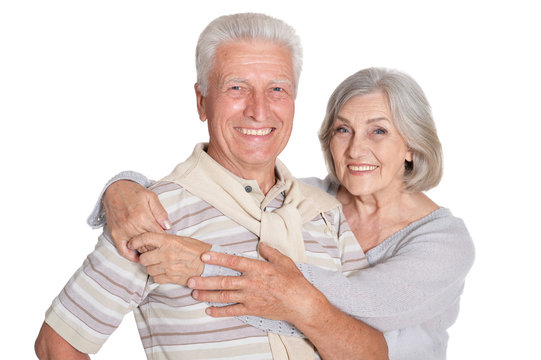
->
xmin=86 ymin=171 xmax=152 ymax=229
xmin=201 ymin=245 xmax=241 ymax=277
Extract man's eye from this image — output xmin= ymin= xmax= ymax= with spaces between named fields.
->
xmin=272 ymin=87 xmax=284 ymax=92
xmin=231 ymin=86 xmax=241 ymax=90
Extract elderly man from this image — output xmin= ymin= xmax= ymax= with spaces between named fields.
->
xmin=35 ymin=13 xmax=386 ymax=360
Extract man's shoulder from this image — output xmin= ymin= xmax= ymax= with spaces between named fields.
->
xmin=150 ymin=180 xmax=202 ymax=212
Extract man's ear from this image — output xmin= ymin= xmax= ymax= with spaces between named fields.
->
xmin=195 ymin=83 xmax=207 ymax=122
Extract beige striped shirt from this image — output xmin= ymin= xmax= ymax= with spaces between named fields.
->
xmin=45 ymin=162 xmax=368 ymax=359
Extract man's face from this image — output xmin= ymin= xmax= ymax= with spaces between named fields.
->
xmin=196 ymin=40 xmax=296 ymax=178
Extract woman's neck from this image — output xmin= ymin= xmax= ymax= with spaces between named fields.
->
xmin=336 ymin=185 xmax=439 ymax=251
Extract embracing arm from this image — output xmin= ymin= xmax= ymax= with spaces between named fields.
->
xmin=299 ymin=213 xmax=475 ymax=331
xmin=87 ymin=171 xmax=155 ymax=229
xmin=87 ymin=171 xmax=171 ymax=261
xmin=190 ymin=243 xmax=388 ymax=360
xmin=197 ymin=212 xmax=475 ymax=332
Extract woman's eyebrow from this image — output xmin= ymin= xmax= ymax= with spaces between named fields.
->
xmin=335 ymin=115 xmax=351 ymax=124
xmin=335 ymin=115 xmax=389 ymax=124
xmin=366 ymin=117 xmax=390 ymax=124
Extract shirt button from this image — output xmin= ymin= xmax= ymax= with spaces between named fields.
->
xmin=244 ymin=185 xmax=252 ymax=193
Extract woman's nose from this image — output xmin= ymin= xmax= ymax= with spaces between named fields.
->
xmin=347 ymin=134 xmax=370 ymax=158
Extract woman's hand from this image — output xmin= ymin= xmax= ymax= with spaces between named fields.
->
xmin=128 ymin=233 xmax=211 ymax=285
xmin=187 ymin=242 xmax=326 ymax=325
xmin=103 ymin=180 xmax=171 ymax=262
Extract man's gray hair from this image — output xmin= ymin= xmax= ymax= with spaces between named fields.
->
xmin=319 ymin=67 xmax=443 ymax=192
xmin=195 ymin=13 xmax=303 ymax=97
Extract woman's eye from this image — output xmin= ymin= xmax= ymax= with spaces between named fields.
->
xmin=335 ymin=127 xmax=349 ymax=134
xmin=374 ymin=128 xmax=387 ymax=135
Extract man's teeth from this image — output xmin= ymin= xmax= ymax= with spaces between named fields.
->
xmin=237 ymin=128 xmax=273 ymax=136
xmin=348 ymin=165 xmax=378 ymax=171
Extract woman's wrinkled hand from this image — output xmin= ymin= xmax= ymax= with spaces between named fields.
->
xmin=187 ymin=242 xmax=325 ymax=324
xmin=103 ymin=180 xmax=171 ymax=262
xmin=128 ymin=233 xmax=212 ymax=285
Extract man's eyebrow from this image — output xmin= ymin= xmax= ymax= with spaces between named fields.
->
xmin=271 ymin=79 xmax=293 ymax=85
xmin=223 ymin=78 xmax=248 ymax=84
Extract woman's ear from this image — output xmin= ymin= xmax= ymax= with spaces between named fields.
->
xmin=406 ymin=149 xmax=413 ymax=162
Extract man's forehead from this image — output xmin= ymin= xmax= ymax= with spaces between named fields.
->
xmin=216 ymin=41 xmax=293 ymax=67
xmin=220 ymin=76 xmax=293 ymax=86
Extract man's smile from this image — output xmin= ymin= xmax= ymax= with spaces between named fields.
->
xmin=235 ymin=127 xmax=274 ymax=136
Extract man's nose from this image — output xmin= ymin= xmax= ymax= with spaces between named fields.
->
xmin=244 ymin=91 xmax=269 ymax=121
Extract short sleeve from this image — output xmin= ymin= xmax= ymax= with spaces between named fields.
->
xmin=44 ymin=229 xmax=153 ymax=353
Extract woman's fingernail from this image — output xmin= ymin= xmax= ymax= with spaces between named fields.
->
xmin=201 ymin=253 xmax=210 ymax=262
xmin=163 ymin=220 xmax=172 ymax=230
xmin=191 ymin=290 xmax=199 ymax=299
xmin=187 ymin=279 xmax=195 ymax=288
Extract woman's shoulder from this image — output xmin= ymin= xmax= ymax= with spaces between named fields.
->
xmin=397 ymin=207 xmax=472 ymax=246
xmin=418 ymin=207 xmax=471 ymax=238
xmin=370 ymin=207 xmax=475 ymax=270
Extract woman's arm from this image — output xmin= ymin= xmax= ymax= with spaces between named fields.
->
xmin=88 ymin=173 xmax=170 ymax=261
xmin=190 ymin=243 xmax=388 ymax=360
xmin=189 ymin=214 xmax=475 ymax=332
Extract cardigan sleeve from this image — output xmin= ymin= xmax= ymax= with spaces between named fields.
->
xmin=298 ymin=211 xmax=475 ymax=331
xmin=87 ymin=171 xmax=154 ymax=229
xmin=206 ymin=210 xmax=475 ymax=334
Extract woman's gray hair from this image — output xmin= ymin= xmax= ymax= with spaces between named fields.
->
xmin=195 ymin=13 xmax=303 ymax=97
xmin=319 ymin=67 xmax=443 ymax=192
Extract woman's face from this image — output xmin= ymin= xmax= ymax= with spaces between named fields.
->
xmin=330 ymin=91 xmax=412 ymax=197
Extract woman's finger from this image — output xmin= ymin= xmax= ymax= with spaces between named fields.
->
xmin=116 ymin=241 xmax=140 ymax=262
xmin=148 ymin=192 xmax=172 ymax=230
xmin=128 ymin=232 xmax=164 ymax=252
xmin=138 ymin=247 xmax=166 ymax=267
xmin=201 ymin=252 xmax=265 ymax=273
xmin=145 ymin=263 xmax=165 ymax=277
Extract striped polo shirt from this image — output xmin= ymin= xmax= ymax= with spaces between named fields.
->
xmin=45 ymin=163 xmax=368 ymax=359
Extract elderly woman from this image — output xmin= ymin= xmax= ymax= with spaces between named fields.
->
xmin=93 ymin=67 xmax=474 ymax=359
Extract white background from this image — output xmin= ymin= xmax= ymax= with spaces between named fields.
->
xmin=1 ymin=0 xmax=540 ymax=358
